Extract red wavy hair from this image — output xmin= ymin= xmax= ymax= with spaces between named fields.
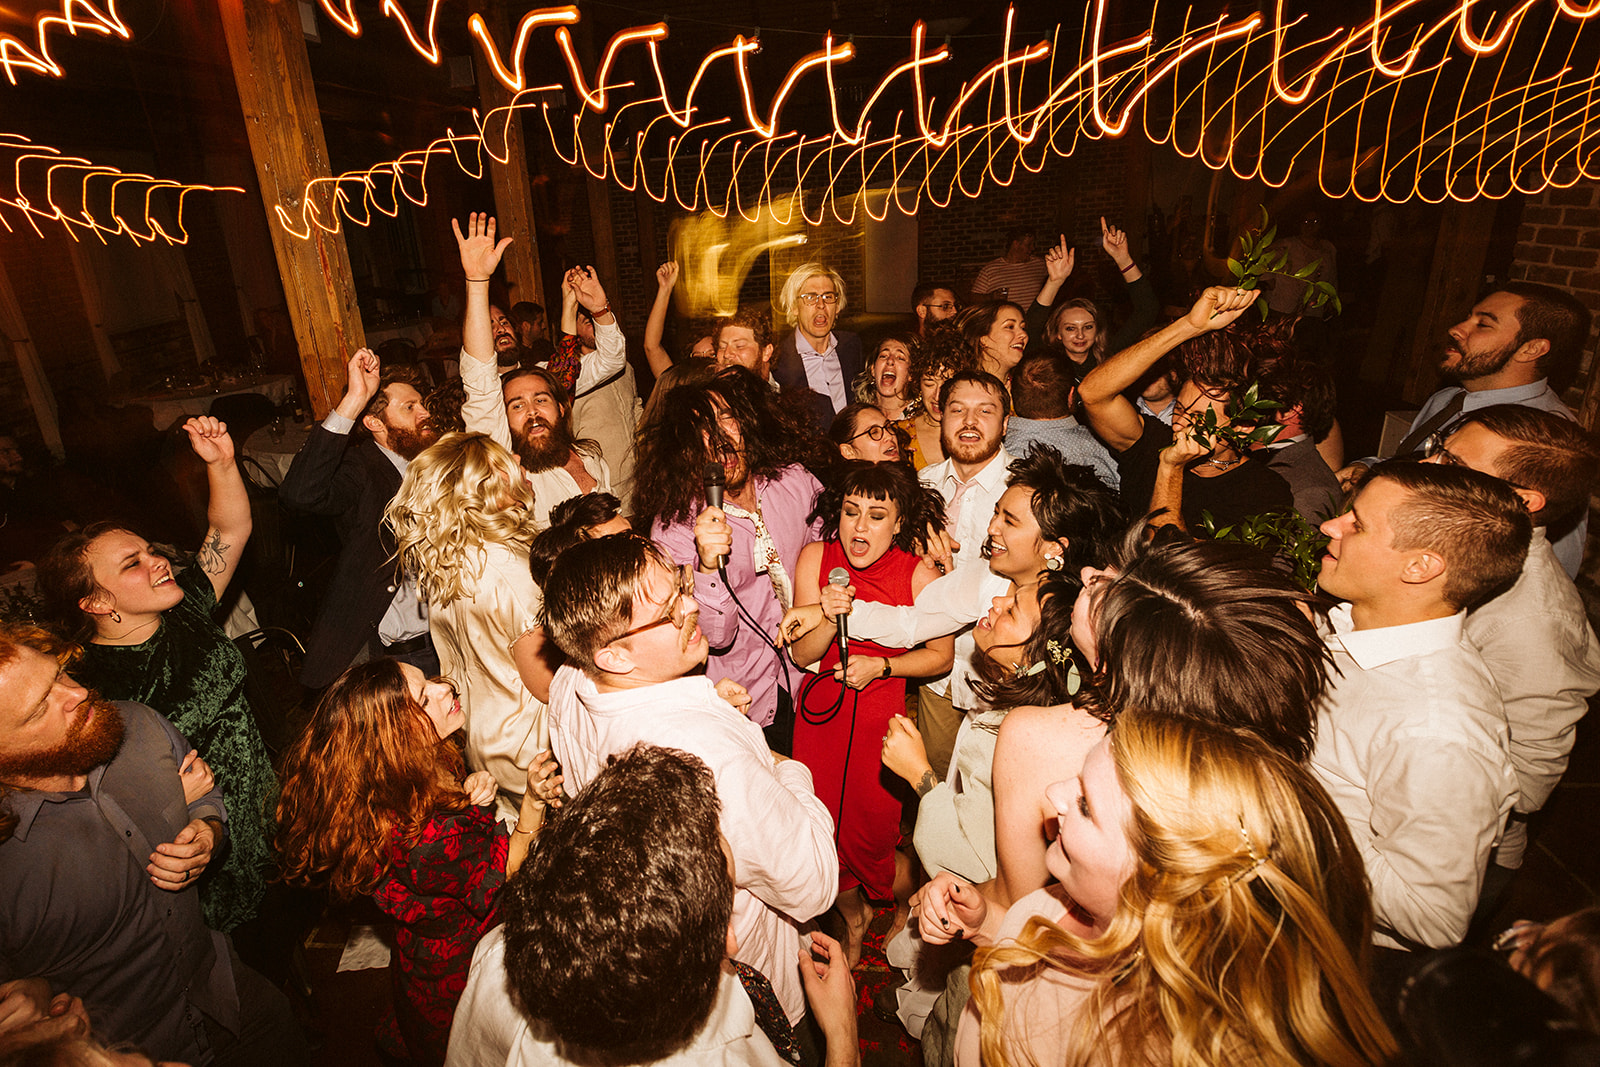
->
xmin=275 ymin=658 xmax=469 ymax=900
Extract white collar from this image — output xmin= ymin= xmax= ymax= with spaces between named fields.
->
xmin=1326 ymin=603 xmax=1466 ymax=670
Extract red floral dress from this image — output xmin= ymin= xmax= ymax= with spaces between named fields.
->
xmin=370 ymin=806 xmax=510 ymax=1067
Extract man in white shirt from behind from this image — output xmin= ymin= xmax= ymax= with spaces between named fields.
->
xmin=445 ymin=745 xmax=858 ymax=1067
xmin=1420 ymin=406 xmax=1600 ymax=896
xmin=1310 ymin=460 xmax=1527 ymax=950
xmin=538 ymin=534 xmax=838 ymax=1039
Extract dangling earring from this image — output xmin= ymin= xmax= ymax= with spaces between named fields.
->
xmin=109 ymin=610 xmax=121 ymax=624
xmin=1044 ymin=554 xmax=1063 ymax=571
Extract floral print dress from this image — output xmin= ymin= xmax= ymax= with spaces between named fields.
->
xmin=371 ymin=805 xmax=510 ymax=1067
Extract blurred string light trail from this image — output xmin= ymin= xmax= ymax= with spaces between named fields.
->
xmin=275 ymin=0 xmax=1600 ymax=237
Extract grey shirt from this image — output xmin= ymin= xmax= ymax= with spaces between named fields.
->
xmin=0 ymin=701 xmax=237 ymax=1063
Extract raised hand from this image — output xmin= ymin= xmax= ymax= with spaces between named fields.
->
xmin=343 ymin=348 xmax=380 ymax=408
xmin=453 ymin=213 xmax=511 ymax=281
xmin=182 ymin=416 xmax=233 ymax=466
xmin=570 ymin=266 xmax=610 ymax=316
xmin=1185 ymin=286 xmax=1255 ymax=332
xmin=655 ymin=261 xmax=680 ymax=292
xmin=1044 ymin=235 xmax=1075 ymax=283
xmin=1100 ymin=216 xmax=1133 ymax=269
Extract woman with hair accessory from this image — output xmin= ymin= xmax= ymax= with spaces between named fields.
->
xmin=386 ymin=432 xmax=554 ymax=823
xmin=276 ymin=658 xmax=561 ymax=1066
xmin=961 ymin=711 xmax=1397 ymax=1067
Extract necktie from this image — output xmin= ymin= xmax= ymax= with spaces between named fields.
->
xmin=1391 ymin=391 xmax=1467 ymax=458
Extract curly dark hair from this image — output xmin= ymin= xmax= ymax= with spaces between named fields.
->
xmin=631 ymin=366 xmax=825 ymax=526
xmin=808 ymin=460 xmax=946 ymax=555
xmin=970 ymin=571 xmax=1086 ymax=711
xmin=501 ymin=744 xmax=733 ymax=1061
xmin=906 ymin=322 xmax=980 ymax=416
xmin=1002 ymin=446 xmax=1126 ymax=574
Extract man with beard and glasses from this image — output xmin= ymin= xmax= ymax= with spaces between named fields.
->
xmin=281 ymin=347 xmax=442 ymax=686
xmin=1337 ymin=281 xmax=1592 ymax=576
xmin=0 ymin=628 xmax=307 ymax=1065
xmin=455 ymin=215 xmax=627 ymax=524
xmin=539 ymin=536 xmax=837 ymax=1061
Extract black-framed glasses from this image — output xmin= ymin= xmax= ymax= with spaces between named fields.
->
xmin=848 ymin=423 xmax=893 ymax=444
xmin=606 ymin=564 xmax=695 ymax=644
xmin=1423 ymin=431 xmax=1528 ymax=490
xmin=921 ymin=301 xmax=957 ymax=312
xmin=797 ymin=292 xmax=840 ymax=307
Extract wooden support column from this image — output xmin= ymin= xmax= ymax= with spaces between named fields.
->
xmin=585 ymin=176 xmax=619 ymax=295
xmin=217 ymin=0 xmax=364 ymax=418
xmin=1401 ymin=198 xmax=1498 ymax=404
xmin=476 ymin=0 xmax=545 ymax=309
xmin=64 ymin=241 xmax=122 ymax=385
xmin=0 ymin=260 xmax=62 ymax=458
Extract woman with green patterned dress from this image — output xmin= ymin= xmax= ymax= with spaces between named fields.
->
xmin=38 ymin=415 xmax=274 ymax=932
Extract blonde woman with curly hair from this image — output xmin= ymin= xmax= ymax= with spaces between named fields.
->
xmin=962 ymin=712 xmax=1397 ymax=1067
xmin=386 ymin=432 xmax=554 ymax=822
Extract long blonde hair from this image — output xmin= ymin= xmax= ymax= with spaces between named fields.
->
xmin=385 ymin=432 xmax=537 ymax=607
xmin=972 ymin=712 xmax=1397 ymax=1067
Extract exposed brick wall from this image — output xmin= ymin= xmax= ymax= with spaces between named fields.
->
xmin=1511 ymin=181 xmax=1600 ymax=388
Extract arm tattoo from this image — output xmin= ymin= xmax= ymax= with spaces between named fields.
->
xmin=198 ymin=531 xmax=230 ymax=574
xmin=915 ymin=770 xmax=939 ymax=797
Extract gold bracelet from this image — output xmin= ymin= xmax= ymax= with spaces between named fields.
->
xmin=512 ymin=825 xmax=537 ymax=836
xmin=879 ymin=658 xmax=891 ymax=679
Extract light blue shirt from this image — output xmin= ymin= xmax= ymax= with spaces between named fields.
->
xmin=1004 ymin=416 xmax=1121 ymax=490
xmin=794 ymin=331 xmax=848 ymax=413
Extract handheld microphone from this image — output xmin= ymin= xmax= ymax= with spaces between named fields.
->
xmin=703 ymin=462 xmax=727 ymax=570
xmin=828 ymin=566 xmax=850 ymax=676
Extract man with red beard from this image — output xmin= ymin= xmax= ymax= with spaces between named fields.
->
xmin=0 ymin=628 xmax=306 ymax=1064
xmin=456 ymin=215 xmax=619 ymax=528
xmin=281 ymin=347 xmax=441 ymax=686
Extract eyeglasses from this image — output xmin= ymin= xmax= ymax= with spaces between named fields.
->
xmin=1423 ymin=431 xmax=1528 ymax=490
xmin=921 ymin=301 xmax=957 ymax=312
xmin=797 ymin=292 xmax=840 ymax=307
xmin=848 ymin=423 xmax=893 ymax=443
xmin=607 ymin=564 xmax=696 ymax=644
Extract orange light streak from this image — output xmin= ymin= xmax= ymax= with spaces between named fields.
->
xmin=0 ymin=135 xmax=241 ymax=243
xmin=280 ymin=0 xmax=1600 ymax=234
xmin=0 ymin=0 xmax=128 ymax=83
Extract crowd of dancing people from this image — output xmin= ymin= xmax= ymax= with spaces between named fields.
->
xmin=6 ymin=207 xmax=1600 ymax=1067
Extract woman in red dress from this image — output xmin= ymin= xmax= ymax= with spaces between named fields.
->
xmin=789 ymin=460 xmax=953 ymax=966
xmin=275 ymin=659 xmax=561 ymax=1066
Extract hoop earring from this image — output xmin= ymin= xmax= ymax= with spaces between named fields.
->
xmin=109 ymin=610 xmax=121 ymax=624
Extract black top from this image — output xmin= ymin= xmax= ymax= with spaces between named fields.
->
xmin=1116 ymin=414 xmax=1294 ymax=530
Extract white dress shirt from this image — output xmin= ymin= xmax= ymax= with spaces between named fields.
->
xmin=1311 ymin=605 xmax=1517 ymax=950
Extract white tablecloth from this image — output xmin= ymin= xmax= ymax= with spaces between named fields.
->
xmin=241 ymin=419 xmax=313 ymax=486
xmin=124 ymin=374 xmax=296 ymax=431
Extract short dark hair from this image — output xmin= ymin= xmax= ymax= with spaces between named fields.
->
xmin=540 ymin=534 xmax=667 ymax=673
xmin=528 ymin=492 xmax=625 ymax=585
xmin=1077 ymin=531 xmax=1330 ymax=763
xmin=502 ymin=365 xmax=573 ymax=421
xmin=1499 ymin=281 xmax=1593 ymax=389
xmin=912 ymin=281 xmax=956 ymax=308
xmin=810 ymin=460 xmax=946 ymax=554
xmin=713 ymin=304 xmax=773 ymax=352
xmin=1006 ymin=446 xmax=1126 ymax=572
xmin=510 ymin=301 xmax=546 ymax=329
xmin=828 ymin=403 xmax=887 ymax=453
xmin=1260 ymin=358 xmax=1338 ymax=441
xmin=1456 ymin=404 xmax=1600 ymax=525
xmin=908 ymin=323 xmax=979 ymax=405
xmin=1011 ymin=353 xmax=1077 ymax=420
xmin=938 ymin=368 xmax=1011 ymax=417
xmin=501 ymin=744 xmax=733 ymax=1061
xmin=1368 ymin=460 xmax=1533 ymax=610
